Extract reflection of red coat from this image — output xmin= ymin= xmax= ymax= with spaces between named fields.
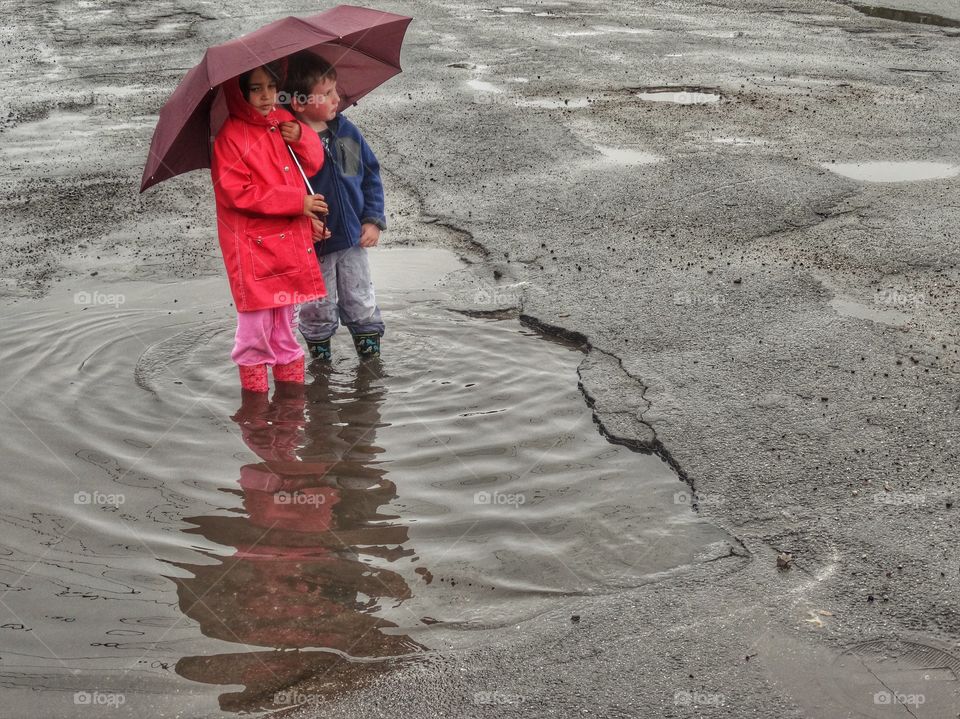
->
xmin=211 ymin=75 xmax=326 ymax=311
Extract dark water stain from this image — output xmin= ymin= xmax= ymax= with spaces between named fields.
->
xmin=852 ymin=3 xmax=960 ymax=29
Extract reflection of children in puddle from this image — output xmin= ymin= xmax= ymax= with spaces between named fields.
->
xmin=172 ymin=371 xmax=422 ymax=712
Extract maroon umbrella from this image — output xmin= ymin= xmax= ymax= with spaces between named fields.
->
xmin=140 ymin=5 xmax=411 ymax=193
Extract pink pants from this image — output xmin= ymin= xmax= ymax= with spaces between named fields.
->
xmin=231 ymin=305 xmax=304 ymax=367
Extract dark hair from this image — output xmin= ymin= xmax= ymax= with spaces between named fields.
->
xmin=239 ymin=62 xmax=282 ymax=99
xmin=283 ymin=51 xmax=337 ymax=105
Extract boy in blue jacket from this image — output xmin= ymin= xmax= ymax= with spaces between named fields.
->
xmin=284 ymin=52 xmax=387 ymax=360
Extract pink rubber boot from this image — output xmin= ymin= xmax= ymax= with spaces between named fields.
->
xmin=273 ymin=356 xmax=304 ymax=383
xmin=238 ymin=364 xmax=268 ymax=393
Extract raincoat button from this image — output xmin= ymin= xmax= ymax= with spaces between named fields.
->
xmin=280 ymin=233 xmax=285 ymax=239
xmin=269 ymin=127 xmax=276 ymax=132
xmin=283 ymin=166 xmax=290 ymax=171
xmin=306 ymin=247 xmax=313 ymax=254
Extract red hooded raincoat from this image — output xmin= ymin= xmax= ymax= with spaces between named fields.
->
xmin=211 ymin=75 xmax=326 ymax=312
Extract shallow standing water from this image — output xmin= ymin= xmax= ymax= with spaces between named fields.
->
xmin=0 ymin=248 xmax=729 ymax=717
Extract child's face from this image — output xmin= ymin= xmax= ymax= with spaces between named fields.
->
xmin=245 ymin=67 xmax=278 ymax=117
xmin=293 ymin=76 xmax=340 ymax=124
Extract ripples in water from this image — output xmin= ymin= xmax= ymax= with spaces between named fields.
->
xmin=0 ymin=249 xmax=729 ymax=716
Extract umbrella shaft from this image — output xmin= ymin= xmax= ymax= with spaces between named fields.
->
xmin=287 ymin=145 xmax=314 ymax=194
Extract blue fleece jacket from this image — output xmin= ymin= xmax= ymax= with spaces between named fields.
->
xmin=306 ymin=114 xmax=386 ymax=256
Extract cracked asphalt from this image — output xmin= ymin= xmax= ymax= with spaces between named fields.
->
xmin=1 ymin=0 xmax=958 ymax=716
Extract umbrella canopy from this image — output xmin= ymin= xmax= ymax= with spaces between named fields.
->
xmin=140 ymin=5 xmax=411 ymax=193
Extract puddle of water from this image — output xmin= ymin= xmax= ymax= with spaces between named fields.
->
xmin=466 ymin=79 xmax=503 ymax=94
xmin=852 ymin=3 xmax=960 ymax=28
xmin=594 ymin=145 xmax=663 ymax=164
xmin=593 ymin=25 xmax=654 ymax=34
xmin=759 ymin=632 xmax=960 ymax=717
xmin=635 ymin=87 xmax=722 ymax=104
xmin=813 ymin=270 xmax=913 ymax=327
xmin=499 ymin=6 xmax=526 ymax=12
xmin=555 ymin=25 xmax=653 ymax=37
xmin=829 ymin=297 xmax=912 ymax=325
xmin=821 ymin=161 xmax=960 ymax=182
xmin=0 ymin=248 xmax=729 ymax=715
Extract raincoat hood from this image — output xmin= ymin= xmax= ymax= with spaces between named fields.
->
xmin=209 ymin=60 xmax=327 ymax=312
xmin=223 ymin=62 xmax=294 ymax=127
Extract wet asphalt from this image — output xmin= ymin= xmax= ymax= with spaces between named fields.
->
xmin=1 ymin=0 xmax=958 ymax=716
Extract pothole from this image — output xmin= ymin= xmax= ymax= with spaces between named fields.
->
xmin=821 ymin=161 xmax=960 ymax=182
xmin=632 ymin=85 xmax=724 ymax=104
xmin=813 ymin=270 xmax=915 ymax=327
xmin=593 ymin=145 xmax=663 ymax=165
xmin=0 ymin=248 xmax=734 ymax=715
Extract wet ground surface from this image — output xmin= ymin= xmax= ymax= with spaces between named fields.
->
xmin=1 ymin=0 xmax=960 ymax=717
xmin=0 ymin=249 xmax=730 ymax=716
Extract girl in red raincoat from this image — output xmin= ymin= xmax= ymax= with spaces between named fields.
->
xmin=211 ymin=61 xmax=329 ymax=392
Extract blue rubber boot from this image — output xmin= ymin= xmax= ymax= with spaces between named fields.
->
xmin=352 ymin=332 xmax=381 ymax=359
xmin=307 ymin=338 xmax=332 ymax=362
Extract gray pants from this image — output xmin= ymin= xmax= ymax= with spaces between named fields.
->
xmin=297 ymin=245 xmax=384 ymax=342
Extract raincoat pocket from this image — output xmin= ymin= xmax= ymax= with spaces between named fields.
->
xmin=246 ymin=221 xmax=300 ymax=280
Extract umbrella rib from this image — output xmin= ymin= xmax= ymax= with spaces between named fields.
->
xmin=291 ymin=14 xmax=405 ymax=73
xmin=326 ymin=39 xmax=403 ymax=73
